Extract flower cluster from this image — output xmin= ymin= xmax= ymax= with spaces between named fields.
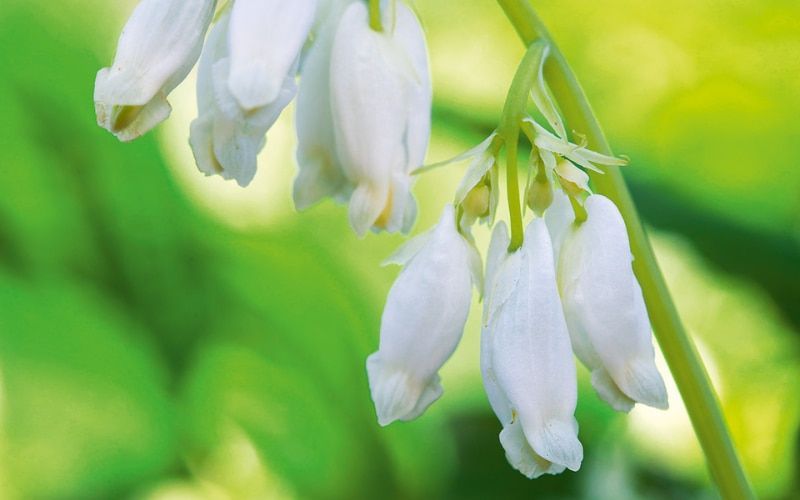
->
xmin=95 ymin=0 xmax=429 ymax=235
xmin=96 ymin=0 xmax=667 ymax=480
xmin=365 ymin=47 xmax=668 ymax=478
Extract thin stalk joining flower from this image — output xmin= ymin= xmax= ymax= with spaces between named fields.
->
xmin=496 ymin=1 xmax=755 ymax=498
xmin=499 ymin=40 xmax=547 ymax=251
xmin=369 ymin=0 xmax=383 ymax=32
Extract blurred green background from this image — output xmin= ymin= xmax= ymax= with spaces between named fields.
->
xmin=1 ymin=0 xmax=798 ymax=498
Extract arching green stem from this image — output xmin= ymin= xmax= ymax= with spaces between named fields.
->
xmin=496 ymin=1 xmax=754 ymax=499
xmin=499 ymin=40 xmax=547 ymax=251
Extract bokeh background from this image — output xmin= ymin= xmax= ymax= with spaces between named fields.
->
xmin=1 ymin=0 xmax=799 ymax=498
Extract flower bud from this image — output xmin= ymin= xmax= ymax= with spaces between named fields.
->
xmin=526 ymin=176 xmax=554 ymax=217
xmin=94 ymin=0 xmax=216 ymax=141
xmin=557 ymin=195 xmax=668 ymax=412
xmin=367 ymin=205 xmax=481 ymax=426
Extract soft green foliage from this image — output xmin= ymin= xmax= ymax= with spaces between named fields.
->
xmin=0 ymin=0 xmax=798 ymax=499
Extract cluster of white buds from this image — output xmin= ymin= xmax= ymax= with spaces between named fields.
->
xmin=95 ymin=1 xmax=667 ymax=480
xmin=95 ymin=0 xmax=430 ymax=235
xmin=365 ymin=44 xmax=668 ymax=478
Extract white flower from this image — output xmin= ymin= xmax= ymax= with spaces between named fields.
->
xmin=483 ymin=219 xmax=583 ymax=478
xmin=189 ymin=10 xmax=296 ymax=187
xmin=329 ymin=1 xmax=431 ymax=236
xmin=557 ymin=194 xmax=668 ymax=412
xmin=94 ymin=0 xmax=217 ymax=141
xmin=293 ymin=0 xmax=355 ymax=210
xmin=367 ymin=205 xmax=481 ymax=426
xmin=228 ymin=0 xmax=317 ymax=111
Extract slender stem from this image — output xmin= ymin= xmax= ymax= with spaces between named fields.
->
xmin=499 ymin=41 xmax=546 ymax=251
xmin=368 ymin=0 xmax=383 ymax=32
xmin=496 ymin=1 xmax=755 ymax=498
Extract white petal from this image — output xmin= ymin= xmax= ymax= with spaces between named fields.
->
xmin=367 ymin=205 xmax=474 ymax=425
xmin=500 ymin=420 xmax=565 ymax=479
xmin=558 ymin=195 xmax=668 ymax=410
xmin=480 ymin=223 xmax=512 ymax=423
xmin=228 ymin=0 xmax=316 ymax=110
xmin=190 ymin=12 xmax=296 ymax=187
xmin=294 ymin=1 xmax=352 ymax=210
xmin=454 ymin=154 xmax=496 ymax=206
xmin=382 ymin=231 xmax=432 ymax=268
xmin=393 ymin=2 xmax=432 ymax=172
xmin=414 ymin=132 xmax=497 ymax=176
xmin=527 ymin=119 xmax=626 ymax=171
xmin=545 ymin=188 xmax=574 ymax=266
xmin=489 ymin=219 xmax=583 ymax=472
xmin=483 ymin=222 xmax=510 ymax=324
xmin=366 ymin=353 xmax=443 ymax=426
xmin=95 ymin=0 xmax=216 ymax=140
xmin=555 ymin=159 xmax=592 ymax=194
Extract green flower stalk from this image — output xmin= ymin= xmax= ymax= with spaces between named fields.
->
xmin=496 ymin=1 xmax=755 ymax=498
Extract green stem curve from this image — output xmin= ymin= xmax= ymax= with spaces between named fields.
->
xmin=499 ymin=41 xmax=546 ymax=251
xmin=496 ymin=1 xmax=754 ymax=498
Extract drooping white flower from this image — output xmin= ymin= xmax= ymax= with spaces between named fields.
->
xmin=483 ymin=219 xmax=583 ymax=478
xmin=557 ymin=194 xmax=668 ymax=412
xmin=367 ymin=205 xmax=481 ymax=426
xmin=329 ymin=1 xmax=431 ymax=236
xmin=228 ymin=0 xmax=317 ymax=111
xmin=293 ymin=0 xmax=355 ymax=210
xmin=189 ymin=10 xmax=296 ymax=187
xmin=95 ymin=0 xmax=217 ymax=141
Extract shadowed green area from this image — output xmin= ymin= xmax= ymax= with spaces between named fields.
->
xmin=0 ymin=0 xmax=798 ymax=499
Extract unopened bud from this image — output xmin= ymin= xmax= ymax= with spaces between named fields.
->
xmin=526 ymin=177 xmax=553 ymax=217
xmin=462 ymin=184 xmax=491 ymax=219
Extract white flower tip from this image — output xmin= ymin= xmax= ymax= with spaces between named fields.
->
xmin=590 ymin=369 xmax=635 ymax=413
xmin=366 ymin=353 xmax=443 ymax=426
xmin=618 ymin=359 xmax=669 ymax=410
xmin=229 ymin=67 xmax=283 ymax=111
xmin=292 ymin=152 xmax=345 ymax=211
xmin=94 ymin=69 xmax=171 ymax=141
xmin=348 ymin=183 xmax=389 ymax=237
xmin=528 ymin=419 xmax=583 ymax=472
xmin=499 ymin=421 xmax=566 ymax=479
